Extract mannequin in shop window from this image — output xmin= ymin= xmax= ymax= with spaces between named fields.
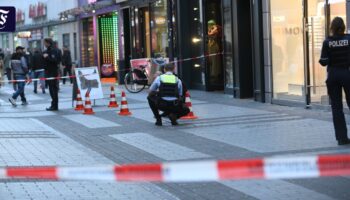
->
xmin=207 ymin=20 xmax=222 ymax=83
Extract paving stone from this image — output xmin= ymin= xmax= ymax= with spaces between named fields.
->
xmin=63 ymin=114 xmax=121 ymax=128
xmin=111 ymin=133 xmax=210 ymax=161
xmin=184 ymin=119 xmax=339 ymax=153
xmin=222 ymin=180 xmax=335 ymax=200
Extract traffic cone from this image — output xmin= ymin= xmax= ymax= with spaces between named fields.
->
xmin=83 ymin=91 xmax=95 ymax=115
xmin=74 ymin=89 xmax=84 ymax=111
xmin=181 ymin=91 xmax=198 ymax=120
xmin=118 ymin=91 xmax=132 ymax=116
xmin=108 ymin=86 xmax=119 ymax=108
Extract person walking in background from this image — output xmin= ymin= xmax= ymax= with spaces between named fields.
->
xmin=43 ymin=38 xmax=60 ymax=111
xmin=3 ymin=49 xmax=16 ymax=91
xmin=32 ymin=48 xmax=46 ymax=94
xmin=8 ymin=46 xmax=29 ymax=106
xmin=61 ymin=46 xmax=73 ymax=85
xmin=319 ymin=17 xmax=350 ymax=145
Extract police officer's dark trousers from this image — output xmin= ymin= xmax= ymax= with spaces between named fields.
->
xmin=147 ymin=95 xmax=189 ymax=119
xmin=48 ymin=79 xmax=59 ymax=109
xmin=326 ymin=67 xmax=350 ymax=141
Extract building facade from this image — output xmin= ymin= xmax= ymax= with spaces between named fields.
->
xmin=1 ymin=0 xmax=349 ymax=108
xmin=0 ymin=0 xmax=79 ymax=62
xmin=118 ymin=0 xmax=349 ymax=108
xmin=263 ymin=0 xmax=349 ymax=107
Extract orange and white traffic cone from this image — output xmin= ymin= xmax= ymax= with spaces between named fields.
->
xmin=83 ymin=91 xmax=95 ymax=115
xmin=118 ymin=91 xmax=132 ymax=116
xmin=75 ymin=89 xmax=84 ymax=111
xmin=108 ymin=86 xmax=119 ymax=108
xmin=181 ymin=91 xmax=198 ymax=120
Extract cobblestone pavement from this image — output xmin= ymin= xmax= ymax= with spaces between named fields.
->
xmin=0 ymin=83 xmax=350 ymax=200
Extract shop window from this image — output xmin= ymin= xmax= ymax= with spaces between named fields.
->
xmin=81 ymin=18 xmax=96 ymax=67
xmin=63 ymin=33 xmax=70 ymax=49
xmin=271 ymin=0 xmax=305 ymax=101
xmin=222 ymin=0 xmax=233 ymax=89
xmin=150 ymin=0 xmax=168 ymax=57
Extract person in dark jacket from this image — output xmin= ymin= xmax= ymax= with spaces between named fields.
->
xmin=61 ymin=47 xmax=73 ymax=84
xmin=8 ymin=46 xmax=29 ymax=106
xmin=32 ymin=48 xmax=46 ymax=94
xmin=319 ymin=17 xmax=350 ymax=145
xmin=43 ymin=38 xmax=60 ymax=111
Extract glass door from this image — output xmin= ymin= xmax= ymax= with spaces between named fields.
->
xmin=271 ymin=0 xmax=306 ymax=102
xmin=306 ymin=0 xmax=346 ymax=106
xmin=306 ymin=0 xmax=327 ymax=105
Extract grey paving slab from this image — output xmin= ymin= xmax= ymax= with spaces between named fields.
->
xmin=184 ymin=119 xmax=338 ymax=153
xmin=0 ymin=182 xmax=180 ymax=200
xmin=63 ymin=114 xmax=121 ymax=128
xmin=111 ymin=133 xmax=210 ymax=161
xmin=130 ymin=103 xmax=273 ymax=123
xmin=0 ymin=111 xmax=56 ymax=118
xmin=0 ymin=118 xmax=47 ymax=132
xmin=222 ymin=180 xmax=335 ymax=200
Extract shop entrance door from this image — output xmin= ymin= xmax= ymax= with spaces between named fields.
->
xmin=204 ymin=0 xmax=224 ymax=91
xmin=139 ymin=7 xmax=151 ymax=58
xmin=131 ymin=6 xmax=151 ymax=58
xmin=305 ymin=0 xmax=346 ymax=106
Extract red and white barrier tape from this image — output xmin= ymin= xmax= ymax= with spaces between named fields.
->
xmin=0 ymin=154 xmax=349 ymax=182
xmin=0 ymin=52 xmax=224 ymax=84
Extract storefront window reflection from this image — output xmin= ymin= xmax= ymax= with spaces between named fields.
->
xmin=81 ymin=18 xmax=96 ymax=67
xmin=150 ymin=0 xmax=168 ymax=57
xmin=223 ymin=0 xmax=233 ymax=89
xmin=271 ymin=0 xmax=305 ymax=101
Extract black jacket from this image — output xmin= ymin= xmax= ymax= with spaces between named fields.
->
xmin=32 ymin=51 xmax=45 ymax=71
xmin=62 ymin=50 xmax=72 ymax=68
xmin=319 ymin=34 xmax=350 ymax=68
xmin=43 ymin=46 xmax=60 ymax=77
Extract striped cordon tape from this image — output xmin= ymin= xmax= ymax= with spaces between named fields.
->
xmin=0 ymin=52 xmax=224 ymax=84
xmin=1 ymin=154 xmax=349 ymax=182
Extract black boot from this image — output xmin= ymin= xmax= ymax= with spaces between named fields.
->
xmin=155 ymin=118 xmax=162 ymax=126
xmin=169 ymin=114 xmax=179 ymax=126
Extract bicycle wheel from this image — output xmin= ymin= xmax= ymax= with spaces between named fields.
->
xmin=124 ymin=71 xmax=146 ymax=93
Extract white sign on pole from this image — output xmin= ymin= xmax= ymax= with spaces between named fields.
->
xmin=74 ymin=67 xmax=104 ymax=101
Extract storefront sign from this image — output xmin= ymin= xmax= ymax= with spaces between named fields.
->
xmin=17 ymin=31 xmax=31 ymax=38
xmin=16 ymin=9 xmax=25 ymax=23
xmin=29 ymin=2 xmax=47 ymax=19
xmin=0 ymin=7 xmax=15 ymax=32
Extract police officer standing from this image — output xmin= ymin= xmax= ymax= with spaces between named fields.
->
xmin=319 ymin=17 xmax=350 ymax=145
xmin=43 ymin=38 xmax=59 ymax=111
xmin=147 ymin=63 xmax=189 ymax=126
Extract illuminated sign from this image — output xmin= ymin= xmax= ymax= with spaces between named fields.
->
xmin=88 ymin=0 xmax=97 ymax=4
xmin=17 ymin=31 xmax=31 ymax=38
xmin=155 ymin=17 xmax=166 ymax=25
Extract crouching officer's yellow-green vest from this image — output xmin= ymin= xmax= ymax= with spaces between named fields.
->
xmin=159 ymin=74 xmax=179 ymax=99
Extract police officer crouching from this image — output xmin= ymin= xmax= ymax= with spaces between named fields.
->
xmin=147 ymin=63 xmax=190 ymax=126
xmin=319 ymin=17 xmax=350 ymax=145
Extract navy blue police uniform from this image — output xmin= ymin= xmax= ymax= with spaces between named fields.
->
xmin=319 ymin=34 xmax=350 ymax=144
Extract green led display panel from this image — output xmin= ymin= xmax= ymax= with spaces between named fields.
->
xmin=99 ymin=13 xmax=119 ymax=71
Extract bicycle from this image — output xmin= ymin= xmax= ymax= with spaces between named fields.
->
xmin=124 ymin=57 xmax=168 ymax=93
xmin=124 ymin=64 xmax=149 ymax=93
